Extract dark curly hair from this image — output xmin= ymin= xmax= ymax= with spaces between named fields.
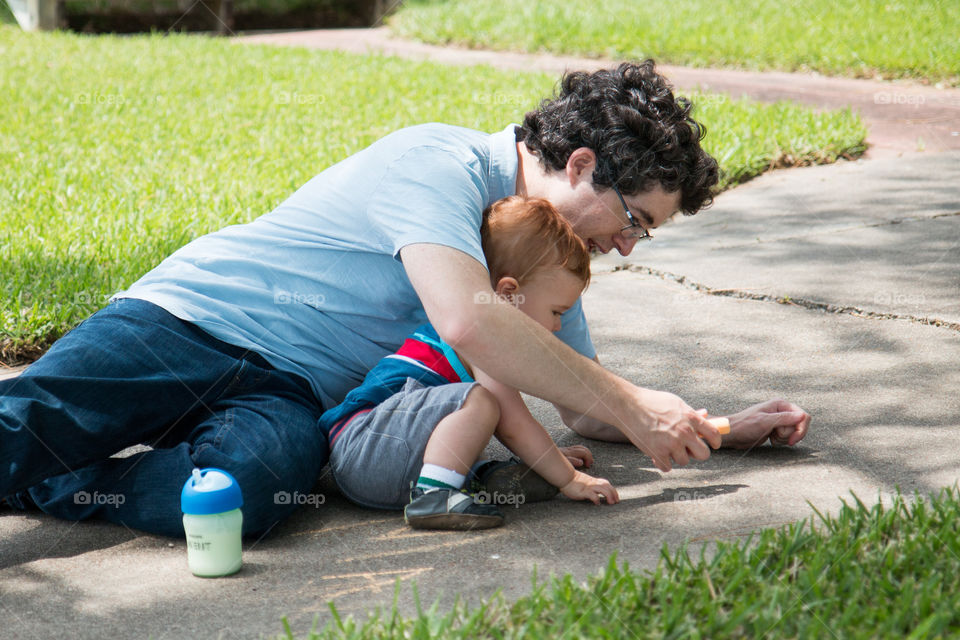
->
xmin=516 ymin=60 xmax=719 ymax=215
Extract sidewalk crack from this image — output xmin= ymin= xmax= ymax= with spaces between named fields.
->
xmin=616 ymin=265 xmax=960 ymax=333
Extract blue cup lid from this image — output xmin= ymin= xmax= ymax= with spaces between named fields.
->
xmin=181 ymin=468 xmax=243 ymax=515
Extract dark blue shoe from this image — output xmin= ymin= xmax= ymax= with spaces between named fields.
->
xmin=404 ymin=487 xmax=504 ymax=530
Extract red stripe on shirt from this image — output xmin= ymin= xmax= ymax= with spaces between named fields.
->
xmin=395 ymin=338 xmax=461 ymax=382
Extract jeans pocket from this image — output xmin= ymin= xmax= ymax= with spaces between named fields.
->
xmin=223 ymin=357 xmax=271 ymax=394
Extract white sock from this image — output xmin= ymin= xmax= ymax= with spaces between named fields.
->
xmin=416 ymin=463 xmax=466 ymax=490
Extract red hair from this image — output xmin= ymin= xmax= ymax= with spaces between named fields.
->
xmin=480 ymin=196 xmax=590 ymax=290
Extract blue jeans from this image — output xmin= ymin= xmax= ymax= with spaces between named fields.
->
xmin=0 ymin=299 xmax=328 ymax=538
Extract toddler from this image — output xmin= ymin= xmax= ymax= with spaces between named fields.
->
xmin=319 ymin=196 xmax=619 ymax=529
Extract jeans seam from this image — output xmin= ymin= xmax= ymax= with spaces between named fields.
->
xmin=228 ymin=358 xmax=271 ymax=393
xmin=213 ymin=408 xmax=233 ymax=449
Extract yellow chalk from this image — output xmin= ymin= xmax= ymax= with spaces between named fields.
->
xmin=707 ymin=417 xmax=730 ymax=434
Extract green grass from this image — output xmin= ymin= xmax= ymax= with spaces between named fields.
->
xmin=391 ymin=0 xmax=960 ymax=86
xmin=0 ymin=1 xmax=15 ymax=25
xmin=280 ymin=488 xmax=960 ymax=639
xmin=0 ymin=26 xmax=865 ymax=362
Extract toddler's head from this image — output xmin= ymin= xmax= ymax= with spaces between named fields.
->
xmin=480 ymin=196 xmax=590 ymax=333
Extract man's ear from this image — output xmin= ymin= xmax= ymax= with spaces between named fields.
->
xmin=494 ymin=276 xmax=520 ymax=303
xmin=566 ymin=148 xmax=598 ymax=187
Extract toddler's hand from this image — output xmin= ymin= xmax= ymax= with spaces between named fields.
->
xmin=560 ymin=470 xmax=619 ymax=505
xmin=558 ymin=444 xmax=593 ymax=468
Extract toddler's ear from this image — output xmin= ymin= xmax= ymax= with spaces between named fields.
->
xmin=494 ymin=276 xmax=520 ymax=300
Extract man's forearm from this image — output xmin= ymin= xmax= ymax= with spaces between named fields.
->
xmin=448 ymin=302 xmax=640 ymax=431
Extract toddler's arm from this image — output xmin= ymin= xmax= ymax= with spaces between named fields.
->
xmin=473 ymin=368 xmax=619 ymax=505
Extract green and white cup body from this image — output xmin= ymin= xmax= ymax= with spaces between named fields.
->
xmin=182 ymin=509 xmax=243 ymax=577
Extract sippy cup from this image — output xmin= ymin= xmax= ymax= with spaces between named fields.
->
xmin=181 ymin=467 xmax=244 ymax=577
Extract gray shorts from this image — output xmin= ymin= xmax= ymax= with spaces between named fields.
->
xmin=329 ymin=377 xmax=479 ymax=510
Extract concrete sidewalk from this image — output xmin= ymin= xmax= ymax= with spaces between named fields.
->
xmin=2 ymin=150 xmax=958 ymax=639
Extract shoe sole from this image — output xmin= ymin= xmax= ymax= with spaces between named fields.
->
xmin=405 ymin=513 xmax=504 ymax=531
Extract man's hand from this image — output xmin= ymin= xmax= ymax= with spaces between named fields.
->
xmin=558 ymin=445 xmax=593 ymax=468
xmin=559 ymin=470 xmax=619 ymax=505
xmin=722 ymin=399 xmax=811 ymax=450
xmin=554 ymin=355 xmax=721 ymax=471
xmin=621 ymin=388 xmax=723 ymax=472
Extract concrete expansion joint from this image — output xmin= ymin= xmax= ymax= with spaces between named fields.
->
xmin=610 ymin=264 xmax=960 ymax=334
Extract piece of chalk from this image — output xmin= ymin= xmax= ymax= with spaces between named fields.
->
xmin=707 ymin=417 xmax=730 ymax=434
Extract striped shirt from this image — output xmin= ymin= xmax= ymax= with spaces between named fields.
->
xmin=318 ymin=323 xmax=473 ymax=447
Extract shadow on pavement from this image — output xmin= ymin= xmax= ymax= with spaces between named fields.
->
xmin=0 ymin=513 xmax=134 ymax=570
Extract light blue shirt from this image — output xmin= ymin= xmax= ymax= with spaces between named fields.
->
xmin=119 ymin=123 xmax=595 ymax=408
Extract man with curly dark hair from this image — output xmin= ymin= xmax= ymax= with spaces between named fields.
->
xmin=1 ymin=60 xmax=809 ymax=537
xmin=518 ymin=60 xmax=719 ymax=218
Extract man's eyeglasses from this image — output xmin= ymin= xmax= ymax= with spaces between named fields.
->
xmin=612 ymin=184 xmax=653 ymax=241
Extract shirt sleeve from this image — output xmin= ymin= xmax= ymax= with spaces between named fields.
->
xmin=554 ymin=297 xmax=596 ymax=360
xmin=367 ymin=145 xmax=489 ymax=268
